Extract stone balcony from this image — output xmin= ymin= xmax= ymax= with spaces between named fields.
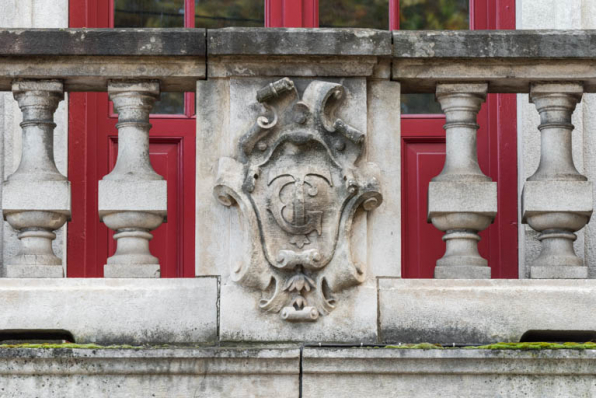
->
xmin=0 ymin=28 xmax=595 ymax=347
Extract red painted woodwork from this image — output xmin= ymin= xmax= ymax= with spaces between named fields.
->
xmin=389 ymin=0 xmax=399 ymax=30
xmin=68 ymin=0 xmax=196 ymax=277
xmin=401 ymin=0 xmax=518 ymax=278
xmin=266 ymin=0 xmax=318 ymax=27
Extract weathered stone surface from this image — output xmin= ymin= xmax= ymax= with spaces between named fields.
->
xmin=366 ymin=81 xmax=401 ymax=277
xmin=0 ymin=0 xmax=69 ymax=275
xmin=393 ymin=30 xmax=596 ymax=59
xmin=0 ymin=347 xmax=299 ymax=398
xmin=100 ymin=81 xmax=166 ymax=278
xmin=428 ymin=181 xmax=497 ymax=215
xmin=214 ymin=77 xmax=382 ymax=323
xmin=207 ymin=28 xmax=390 ymax=78
xmin=2 ymin=79 xmax=70 ymax=276
xmin=0 ymin=28 xmax=206 ymax=56
xmin=0 ymin=278 xmax=218 ymax=344
xmin=209 ymin=28 xmax=391 ymax=56
xmin=103 ymin=264 xmax=160 ymax=278
xmin=393 ymin=59 xmax=596 ymax=93
xmin=379 ymin=279 xmax=596 ymax=344
xmin=195 ymin=79 xmax=231 ymax=277
xmin=4 ymin=264 xmax=63 ymax=278
xmin=522 ymin=83 xmax=592 ymax=278
xmin=0 ymin=56 xmax=204 ymax=92
xmin=303 ymin=348 xmax=596 ymax=398
xmin=208 ymin=56 xmax=381 ymax=78
xmin=2 ymin=180 xmax=70 ymax=213
xmin=98 ymin=180 xmax=167 ymax=216
xmin=391 ymin=31 xmax=596 ymax=93
xmin=516 ymin=0 xmax=596 ymax=279
xmin=198 ymin=76 xmax=384 ymax=340
xmin=522 ymin=180 xmax=593 ymax=216
xmin=220 ymin=281 xmax=378 ymax=342
xmin=429 ymin=83 xmax=494 ymax=279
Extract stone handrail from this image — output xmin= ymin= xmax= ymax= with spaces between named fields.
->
xmin=0 ymin=28 xmax=594 ymax=279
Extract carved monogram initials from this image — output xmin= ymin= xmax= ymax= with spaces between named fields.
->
xmin=214 ymin=78 xmax=382 ymax=323
xmin=268 ymin=167 xmax=331 ymax=248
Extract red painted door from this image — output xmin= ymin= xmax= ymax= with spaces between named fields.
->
xmin=400 ymin=0 xmax=518 ymax=278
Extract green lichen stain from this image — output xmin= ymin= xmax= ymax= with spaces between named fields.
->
xmin=466 ymin=342 xmax=596 ymax=350
xmin=0 ymin=343 xmax=142 ymax=349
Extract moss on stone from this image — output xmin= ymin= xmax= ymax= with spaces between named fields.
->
xmin=466 ymin=342 xmax=596 ymax=350
xmin=0 ymin=343 xmax=142 ymax=349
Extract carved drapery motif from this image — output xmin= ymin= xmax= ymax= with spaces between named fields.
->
xmin=214 ymin=78 xmax=382 ymax=322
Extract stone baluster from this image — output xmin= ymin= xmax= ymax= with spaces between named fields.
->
xmin=428 ymin=83 xmax=496 ymax=279
xmin=522 ymin=83 xmax=592 ymax=278
xmin=99 ymin=80 xmax=166 ymax=278
xmin=2 ymin=80 xmax=70 ymax=278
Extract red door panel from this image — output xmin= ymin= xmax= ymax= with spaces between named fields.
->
xmin=402 ymin=140 xmax=445 ymax=278
xmin=108 ymin=138 xmax=187 ymax=277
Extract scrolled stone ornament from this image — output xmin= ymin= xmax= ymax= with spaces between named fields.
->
xmin=214 ymin=78 xmax=382 ymax=322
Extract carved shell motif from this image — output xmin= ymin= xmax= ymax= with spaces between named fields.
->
xmin=214 ymin=78 xmax=382 ymax=322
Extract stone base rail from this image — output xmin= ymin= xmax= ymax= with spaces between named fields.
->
xmin=0 ymin=346 xmax=594 ymax=397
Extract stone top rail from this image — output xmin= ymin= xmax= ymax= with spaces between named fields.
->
xmin=0 ymin=28 xmax=595 ymax=91
xmin=393 ymin=30 xmax=596 ymax=59
xmin=0 ymin=28 xmax=206 ymax=56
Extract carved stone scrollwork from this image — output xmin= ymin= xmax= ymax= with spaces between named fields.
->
xmin=214 ymin=78 xmax=382 ymax=322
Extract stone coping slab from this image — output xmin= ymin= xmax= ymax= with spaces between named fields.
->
xmin=0 ymin=347 xmax=300 ymax=398
xmin=302 ymin=347 xmax=596 ymax=397
xmin=208 ymin=27 xmax=391 ymax=56
xmin=379 ymin=279 xmax=596 ymax=345
xmin=0 ymin=28 xmax=206 ymax=56
xmin=393 ymin=30 xmax=596 ymax=59
xmin=2 ymin=28 xmax=596 ymax=91
xmin=0 ymin=278 xmax=218 ymax=345
xmin=4 ymin=29 xmax=596 ymax=59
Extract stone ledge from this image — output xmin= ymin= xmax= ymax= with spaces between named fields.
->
xmin=0 ymin=347 xmax=300 ymax=398
xmin=393 ymin=30 xmax=596 ymax=59
xmin=302 ymin=348 xmax=596 ymax=397
xmin=209 ymin=28 xmax=391 ymax=56
xmin=0 ymin=29 xmax=206 ymax=56
xmin=0 ymin=56 xmax=204 ymax=92
xmin=379 ymin=279 xmax=596 ymax=345
xmin=0 ymin=278 xmax=218 ymax=345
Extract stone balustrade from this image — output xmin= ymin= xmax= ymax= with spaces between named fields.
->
xmin=2 ymin=80 xmax=70 ymax=277
xmin=0 ymin=28 xmax=595 ymax=283
xmin=99 ymin=81 xmax=167 ymax=278
xmin=429 ymin=83 xmax=496 ymax=279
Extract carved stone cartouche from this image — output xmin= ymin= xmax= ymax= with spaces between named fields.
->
xmin=214 ymin=78 xmax=382 ymax=322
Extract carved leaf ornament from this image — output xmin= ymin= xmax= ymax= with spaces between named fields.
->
xmin=214 ymin=78 xmax=382 ymax=322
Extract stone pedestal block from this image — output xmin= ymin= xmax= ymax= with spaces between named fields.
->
xmin=99 ymin=180 xmax=167 ymax=278
xmin=522 ymin=180 xmax=592 ymax=278
xmin=429 ymin=181 xmax=497 ymax=279
xmin=98 ymin=180 xmax=167 ymax=215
